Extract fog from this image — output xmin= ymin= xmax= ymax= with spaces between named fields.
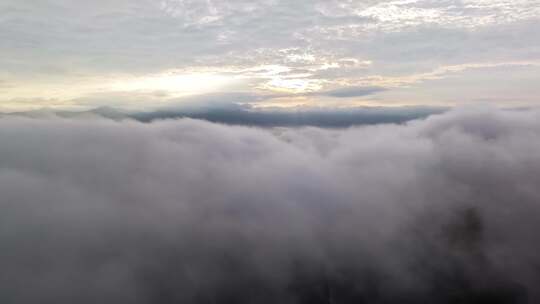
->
xmin=1 ymin=106 xmax=539 ymax=303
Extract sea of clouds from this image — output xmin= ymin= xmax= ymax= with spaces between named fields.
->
xmin=1 ymin=106 xmax=539 ymax=303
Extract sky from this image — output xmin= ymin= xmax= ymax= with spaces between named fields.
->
xmin=2 ymin=2 xmax=540 ymax=302
xmin=1 ymin=0 xmax=540 ymax=111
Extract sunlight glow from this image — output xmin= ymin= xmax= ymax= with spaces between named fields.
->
xmin=109 ymin=72 xmax=234 ymax=96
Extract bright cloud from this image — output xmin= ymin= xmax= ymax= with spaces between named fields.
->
xmin=108 ymin=72 xmax=237 ymax=96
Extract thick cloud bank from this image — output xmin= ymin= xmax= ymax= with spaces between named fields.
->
xmin=1 ymin=107 xmax=539 ymax=303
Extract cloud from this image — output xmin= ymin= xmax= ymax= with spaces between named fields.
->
xmin=0 ymin=106 xmax=539 ymax=302
xmin=3 ymin=104 xmax=447 ymax=127
xmin=0 ymin=80 xmax=12 ymax=89
xmin=1 ymin=1 xmax=539 ymax=107
xmin=319 ymin=86 xmax=386 ymax=98
xmin=131 ymin=105 xmax=446 ymax=127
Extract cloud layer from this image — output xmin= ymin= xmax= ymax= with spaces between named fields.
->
xmin=1 ymin=107 xmax=540 ymax=303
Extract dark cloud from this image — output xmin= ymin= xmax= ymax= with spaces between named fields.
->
xmin=0 ymin=106 xmax=539 ymax=303
xmin=132 ymin=105 xmax=445 ymax=127
xmin=3 ymin=105 xmax=446 ymax=127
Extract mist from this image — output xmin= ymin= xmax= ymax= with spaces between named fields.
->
xmin=1 ymin=106 xmax=539 ymax=303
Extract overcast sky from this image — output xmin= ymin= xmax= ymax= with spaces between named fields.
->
xmin=1 ymin=0 xmax=539 ymax=111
